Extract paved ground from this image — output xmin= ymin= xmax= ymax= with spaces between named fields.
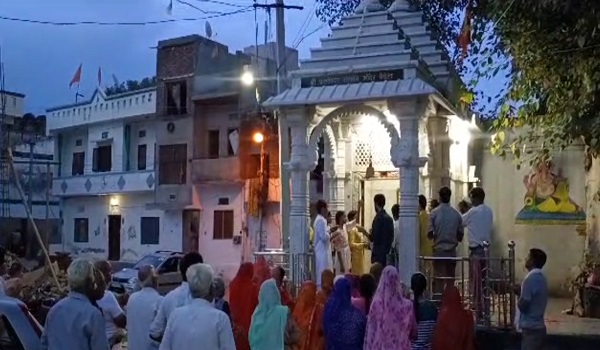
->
xmin=545 ymin=298 xmax=600 ymax=336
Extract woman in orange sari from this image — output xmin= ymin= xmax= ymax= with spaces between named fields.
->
xmin=312 ymin=269 xmax=334 ymax=350
xmin=253 ymin=256 xmax=272 ymax=284
xmin=229 ymin=263 xmax=259 ymax=350
xmin=293 ymin=281 xmax=318 ymax=350
xmin=431 ymin=285 xmax=475 ymax=350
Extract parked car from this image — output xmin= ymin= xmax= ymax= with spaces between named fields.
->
xmin=0 ymin=296 xmax=43 ymax=350
xmin=110 ymin=251 xmax=184 ymax=295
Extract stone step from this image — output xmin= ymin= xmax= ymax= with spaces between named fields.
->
xmin=300 ymin=50 xmax=416 ymax=71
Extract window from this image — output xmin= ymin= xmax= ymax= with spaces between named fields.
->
xmin=92 ymin=144 xmax=112 ymax=173
xmin=71 ymin=152 xmax=85 ymax=176
xmin=227 ymin=128 xmax=237 ymax=156
xmin=74 ymin=218 xmax=89 ymax=243
xmin=140 ymin=217 xmax=160 ymax=245
xmin=158 ymin=144 xmax=187 ymax=185
xmin=165 ymin=81 xmax=188 ymax=115
xmin=159 ymin=257 xmax=180 ymax=273
xmin=213 ymin=210 xmax=234 ymax=240
xmin=75 ymin=139 xmax=83 ymax=147
xmin=208 ymin=130 xmax=220 ymax=159
xmin=138 ymin=130 xmax=146 ymax=138
xmin=137 ymin=144 xmax=147 ymax=170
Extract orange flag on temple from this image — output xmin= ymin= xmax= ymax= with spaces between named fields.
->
xmin=69 ymin=64 xmax=82 ymax=88
xmin=458 ymin=0 xmax=474 ymax=64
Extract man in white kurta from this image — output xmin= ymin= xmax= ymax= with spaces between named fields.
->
xmin=313 ymin=200 xmax=333 ymax=289
xmin=159 ymin=263 xmax=235 ymax=350
xmin=126 ymin=265 xmax=162 ymax=350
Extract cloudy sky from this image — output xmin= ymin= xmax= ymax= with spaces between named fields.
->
xmin=0 ymin=0 xmax=328 ymax=113
xmin=0 ymin=0 xmax=501 ymax=115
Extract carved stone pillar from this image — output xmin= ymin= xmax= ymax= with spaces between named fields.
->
xmin=327 ymin=136 xmax=347 ymax=213
xmin=286 ymin=108 xmax=314 ymax=281
xmin=390 ymin=100 xmax=428 ymax=286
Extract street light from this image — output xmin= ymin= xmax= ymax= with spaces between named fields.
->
xmin=252 ymin=131 xmax=264 ymax=144
xmin=241 ymin=65 xmax=254 ymax=86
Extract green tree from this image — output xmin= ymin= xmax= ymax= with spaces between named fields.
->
xmin=315 ymin=0 xmax=600 ymax=305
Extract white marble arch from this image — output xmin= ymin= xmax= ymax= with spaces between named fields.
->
xmin=308 ymin=104 xmax=400 ymax=159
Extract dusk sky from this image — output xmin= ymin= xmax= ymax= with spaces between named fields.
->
xmin=0 ymin=0 xmax=501 ymax=115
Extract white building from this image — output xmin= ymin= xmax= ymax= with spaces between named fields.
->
xmin=47 ymin=87 xmax=181 ymax=261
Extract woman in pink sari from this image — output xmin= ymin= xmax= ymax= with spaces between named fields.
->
xmin=364 ymin=266 xmax=417 ymax=350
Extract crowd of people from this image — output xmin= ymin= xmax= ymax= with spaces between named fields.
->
xmin=34 ymin=186 xmax=548 ymax=350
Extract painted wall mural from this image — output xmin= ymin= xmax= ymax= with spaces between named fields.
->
xmin=515 ymin=161 xmax=586 ymax=225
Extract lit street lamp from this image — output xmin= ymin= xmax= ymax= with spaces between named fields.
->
xmin=252 ymin=131 xmax=264 ymax=144
xmin=241 ymin=65 xmax=255 ymax=86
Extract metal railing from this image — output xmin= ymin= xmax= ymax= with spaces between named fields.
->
xmin=253 ymin=249 xmax=315 ymax=297
xmin=418 ymin=241 xmax=516 ymax=330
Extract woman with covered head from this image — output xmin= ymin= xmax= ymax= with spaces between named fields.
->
xmin=229 ymin=262 xmax=259 ymax=350
xmin=323 ymin=277 xmax=367 ymax=350
xmin=213 ymin=276 xmax=230 ymax=318
xmin=431 ymin=285 xmax=474 ymax=350
xmin=249 ymin=279 xmax=299 ymax=350
xmin=41 ymin=258 xmax=110 ymax=350
xmin=292 ymin=281 xmax=319 ymax=350
xmin=311 ymin=269 xmax=333 ymax=349
xmin=364 ymin=266 xmax=417 ymax=350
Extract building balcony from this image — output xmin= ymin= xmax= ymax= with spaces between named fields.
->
xmin=53 ymin=170 xmax=156 ymax=197
xmin=191 ymin=157 xmax=242 ymax=183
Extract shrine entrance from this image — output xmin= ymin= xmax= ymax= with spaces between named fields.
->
xmin=264 ymin=0 xmax=466 ymax=285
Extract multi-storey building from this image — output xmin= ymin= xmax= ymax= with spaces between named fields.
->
xmin=154 ymin=35 xmax=296 ymax=278
xmin=46 ymin=87 xmax=180 ymax=261
xmin=1 ymin=90 xmax=59 ymax=257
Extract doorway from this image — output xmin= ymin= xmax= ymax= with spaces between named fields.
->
xmin=108 ymin=215 xmax=122 ymax=260
xmin=182 ymin=210 xmax=200 ymax=253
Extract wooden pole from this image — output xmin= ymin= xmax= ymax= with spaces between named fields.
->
xmin=7 ymin=148 xmax=60 ymax=288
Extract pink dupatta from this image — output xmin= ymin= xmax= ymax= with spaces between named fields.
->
xmin=364 ymin=266 xmax=417 ymax=350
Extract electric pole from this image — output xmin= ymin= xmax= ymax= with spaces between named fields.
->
xmin=253 ymin=0 xmax=303 ymax=252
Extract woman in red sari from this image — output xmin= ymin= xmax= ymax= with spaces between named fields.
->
xmin=293 ymin=281 xmax=318 ymax=350
xmin=253 ymin=256 xmax=272 ymax=284
xmin=229 ymin=262 xmax=259 ymax=350
xmin=432 ymin=285 xmax=475 ymax=350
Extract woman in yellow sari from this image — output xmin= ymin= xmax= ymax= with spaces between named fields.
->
xmin=347 ymin=211 xmax=368 ymax=275
xmin=293 ymin=281 xmax=318 ymax=350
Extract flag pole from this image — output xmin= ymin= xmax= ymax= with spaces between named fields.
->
xmin=75 ymin=84 xmax=80 ymax=103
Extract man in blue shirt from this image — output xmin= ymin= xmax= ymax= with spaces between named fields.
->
xmin=515 ymin=248 xmax=548 ymax=350
xmin=41 ymin=259 xmax=109 ymax=350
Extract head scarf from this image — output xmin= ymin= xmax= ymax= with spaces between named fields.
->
xmin=253 ymin=257 xmax=271 ymax=285
xmin=345 ymin=274 xmax=360 ymax=298
xmin=229 ymin=263 xmax=258 ymax=350
xmin=249 ymin=279 xmax=289 ymax=350
xmin=292 ymin=281 xmax=318 ymax=350
xmin=334 ymin=275 xmax=345 ymax=284
xmin=316 ymin=269 xmax=335 ymax=303
xmin=364 ymin=266 xmax=416 ymax=350
xmin=431 ymin=285 xmax=475 ymax=350
xmin=323 ymin=278 xmax=366 ymax=350
xmin=370 ymin=263 xmax=384 ymax=285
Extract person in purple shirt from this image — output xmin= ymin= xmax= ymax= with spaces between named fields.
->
xmin=41 ymin=258 xmax=109 ymax=350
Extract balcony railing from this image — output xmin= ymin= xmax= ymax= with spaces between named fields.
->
xmin=53 ymin=170 xmax=156 ymax=196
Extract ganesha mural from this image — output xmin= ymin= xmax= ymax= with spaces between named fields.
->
xmin=515 ymin=161 xmax=586 ymax=225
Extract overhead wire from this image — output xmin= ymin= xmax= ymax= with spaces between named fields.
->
xmin=0 ymin=7 xmax=253 ymax=26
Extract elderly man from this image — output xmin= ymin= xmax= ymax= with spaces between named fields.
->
xmin=149 ymin=252 xmax=203 ymax=342
xmin=41 ymin=259 xmax=109 ymax=350
xmin=127 ymin=265 xmax=162 ymax=350
xmin=95 ymin=260 xmax=127 ymax=347
xmin=159 ymin=263 xmax=235 ymax=350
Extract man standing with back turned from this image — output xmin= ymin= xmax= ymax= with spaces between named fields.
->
xmin=428 ymin=186 xmax=464 ymax=297
xmin=370 ymin=194 xmax=394 ymax=266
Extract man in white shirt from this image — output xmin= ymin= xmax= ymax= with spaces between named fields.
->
xmin=126 ymin=265 xmax=162 ymax=350
xmin=149 ymin=252 xmax=204 ymax=342
xmin=313 ymin=200 xmax=333 ymax=289
xmin=159 ymin=263 xmax=235 ymax=350
xmin=462 ymin=187 xmax=494 ymax=257
xmin=95 ymin=261 xmax=127 ymax=348
xmin=462 ymin=187 xmax=493 ymax=318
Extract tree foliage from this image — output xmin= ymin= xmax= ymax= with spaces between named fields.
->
xmin=314 ymin=0 xmax=600 ymax=166
xmin=104 ymin=76 xmax=157 ymax=96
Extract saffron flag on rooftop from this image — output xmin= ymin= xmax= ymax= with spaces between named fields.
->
xmin=69 ymin=64 xmax=82 ymax=88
